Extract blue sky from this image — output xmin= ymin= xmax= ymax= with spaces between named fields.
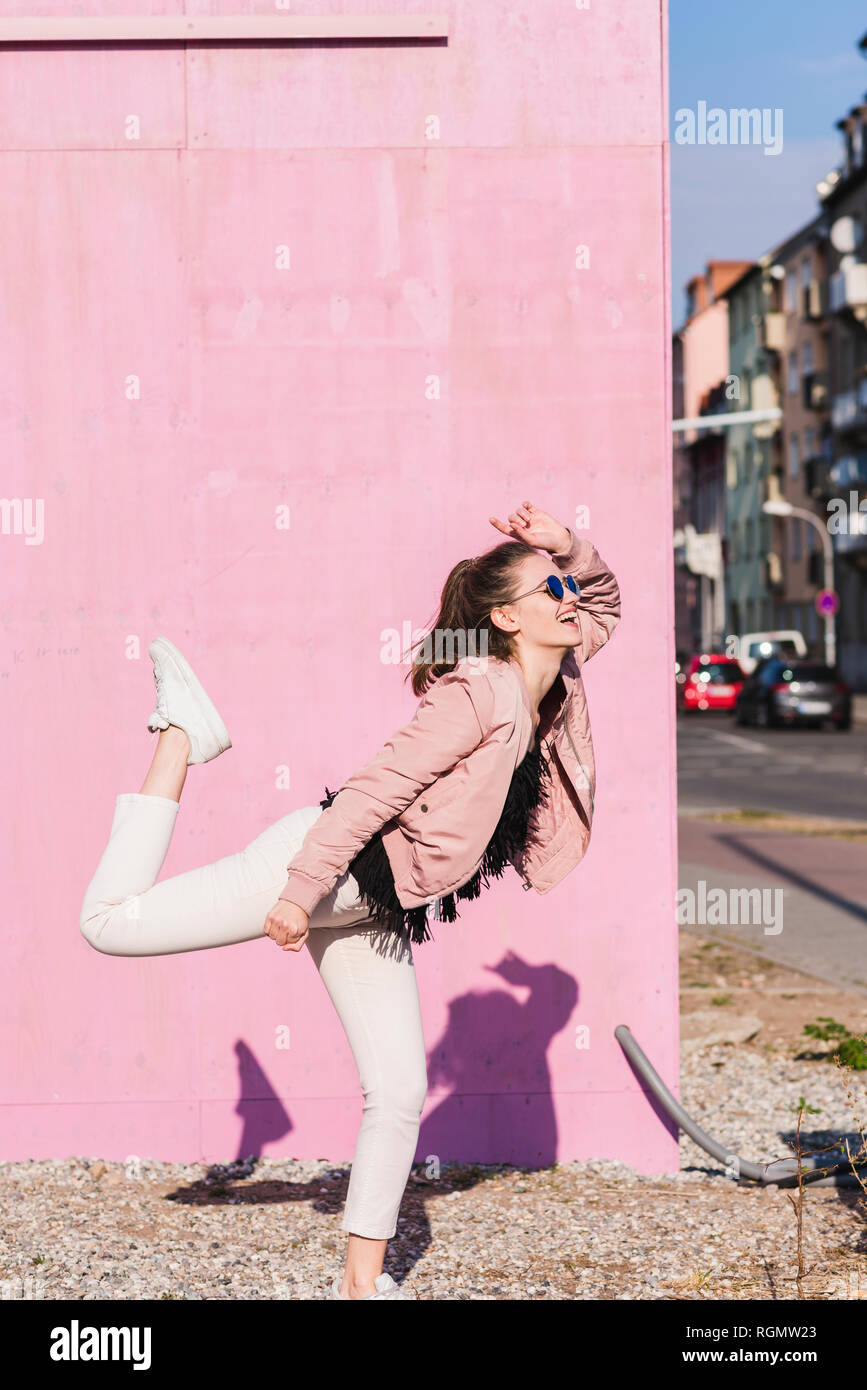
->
xmin=670 ymin=0 xmax=867 ymax=326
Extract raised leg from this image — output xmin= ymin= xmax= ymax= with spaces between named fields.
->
xmin=78 ymin=794 xmax=373 ymax=957
xmin=139 ymin=724 xmax=190 ymax=801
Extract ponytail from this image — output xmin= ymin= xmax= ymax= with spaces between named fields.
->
xmin=406 ymin=541 xmax=531 ymax=696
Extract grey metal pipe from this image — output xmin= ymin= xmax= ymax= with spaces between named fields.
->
xmin=615 ymin=1024 xmax=867 ymax=1189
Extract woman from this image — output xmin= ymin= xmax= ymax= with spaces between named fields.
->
xmin=79 ymin=500 xmax=620 ymax=1301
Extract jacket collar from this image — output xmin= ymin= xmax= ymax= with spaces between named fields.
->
xmin=507 ymin=654 xmax=575 ymax=734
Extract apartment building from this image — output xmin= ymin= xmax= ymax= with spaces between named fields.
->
xmin=758 ymin=216 xmax=831 ymax=655
xmin=721 ymin=264 xmax=779 ymax=637
xmin=672 ymin=261 xmax=752 ymax=651
xmin=812 ymin=91 xmax=867 ymax=685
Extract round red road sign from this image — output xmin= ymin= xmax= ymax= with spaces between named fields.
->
xmin=815 ymin=589 xmax=839 ymax=617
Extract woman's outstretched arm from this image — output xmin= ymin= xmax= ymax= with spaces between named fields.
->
xmin=264 ymin=665 xmax=493 ymax=950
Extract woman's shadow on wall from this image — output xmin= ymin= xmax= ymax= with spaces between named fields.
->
xmin=419 ymin=950 xmax=578 ymax=1167
xmin=379 ymin=951 xmax=578 ymax=1272
xmin=169 ymin=952 xmax=577 ymax=1279
xmin=206 ymin=950 xmax=576 ymax=1172
xmin=193 ymin=1041 xmax=293 ymax=1188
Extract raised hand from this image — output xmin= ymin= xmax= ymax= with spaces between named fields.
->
xmin=489 ymin=500 xmax=571 ymax=555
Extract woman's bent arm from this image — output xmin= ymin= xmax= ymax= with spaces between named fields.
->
xmin=277 ymin=666 xmax=493 ymax=916
xmin=551 ymin=528 xmax=621 ymax=665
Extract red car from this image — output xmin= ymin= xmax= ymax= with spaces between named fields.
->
xmin=678 ymin=654 xmax=745 ymax=712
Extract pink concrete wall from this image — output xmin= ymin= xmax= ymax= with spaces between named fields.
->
xmin=0 ymin=1 xmax=676 ymax=1170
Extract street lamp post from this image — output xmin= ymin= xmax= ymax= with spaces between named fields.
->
xmin=762 ymin=498 xmax=836 ymax=668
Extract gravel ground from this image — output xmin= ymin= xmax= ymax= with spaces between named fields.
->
xmin=3 ymin=937 xmax=867 ymax=1301
xmin=2 ymin=1042 xmax=865 ymax=1302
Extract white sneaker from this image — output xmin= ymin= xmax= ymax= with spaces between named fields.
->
xmin=327 ymin=1273 xmax=415 ymax=1300
xmin=146 ymin=636 xmax=232 ymax=766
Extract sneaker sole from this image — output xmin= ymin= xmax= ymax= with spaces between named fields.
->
xmin=149 ymin=636 xmax=232 ymax=761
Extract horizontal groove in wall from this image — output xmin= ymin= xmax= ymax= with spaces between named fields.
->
xmin=0 ymin=13 xmax=449 ymax=43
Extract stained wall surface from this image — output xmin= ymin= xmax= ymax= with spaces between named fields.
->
xmin=0 ymin=1 xmax=676 ymax=1169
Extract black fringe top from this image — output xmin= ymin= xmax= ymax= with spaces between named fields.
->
xmin=319 ymin=740 xmax=551 ymax=946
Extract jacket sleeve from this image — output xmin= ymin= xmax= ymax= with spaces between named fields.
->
xmin=277 ymin=665 xmax=494 ymax=916
xmin=551 ymin=527 xmax=621 ymax=665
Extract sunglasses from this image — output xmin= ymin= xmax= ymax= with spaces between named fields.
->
xmin=508 ymin=573 xmax=581 ymax=605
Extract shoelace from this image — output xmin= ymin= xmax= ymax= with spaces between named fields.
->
xmin=367 ymin=1276 xmax=410 ymax=1299
xmin=332 ymin=1275 xmax=410 ymax=1300
xmin=153 ymin=663 xmax=166 ymax=711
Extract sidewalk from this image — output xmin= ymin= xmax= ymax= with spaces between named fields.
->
xmin=678 ymin=813 xmax=867 ymax=994
xmin=855 ymin=694 xmax=867 ymax=727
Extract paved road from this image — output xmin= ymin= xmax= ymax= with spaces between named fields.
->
xmin=677 ymin=713 xmax=867 ymax=821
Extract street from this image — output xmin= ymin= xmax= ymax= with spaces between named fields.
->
xmin=678 ymin=712 xmax=867 ymax=820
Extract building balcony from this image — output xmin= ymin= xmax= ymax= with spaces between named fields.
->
xmin=829 ymin=453 xmax=867 ymax=490
xmin=831 ymin=389 xmax=857 ymax=429
xmin=830 ymin=378 xmax=867 ymax=432
xmin=750 ymin=372 xmax=780 ymax=438
xmin=756 ymin=311 xmax=785 ymax=353
xmin=802 ymin=371 xmax=828 ymax=411
xmin=805 ymin=455 xmax=834 ymax=499
xmin=829 ymin=263 xmax=867 ymax=314
xmin=672 ymin=524 xmax=723 ymax=580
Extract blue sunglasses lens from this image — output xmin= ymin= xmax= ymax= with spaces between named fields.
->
xmin=547 ymin=574 xmax=579 ymax=599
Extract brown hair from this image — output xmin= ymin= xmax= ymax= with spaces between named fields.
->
xmin=406 ymin=541 xmax=533 ymax=696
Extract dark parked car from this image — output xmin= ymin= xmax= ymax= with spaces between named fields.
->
xmin=734 ymin=658 xmax=852 ymax=730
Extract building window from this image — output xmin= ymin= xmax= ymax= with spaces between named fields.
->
xmin=791 ymin=519 xmax=802 ymax=560
xmin=804 ymin=427 xmax=817 ymax=459
xmin=788 ymin=351 xmax=799 ymax=394
xmin=786 ymin=269 xmax=797 ymax=313
xmin=801 ymin=257 xmax=812 ymax=291
xmin=788 ymin=434 xmax=800 ymax=478
xmin=802 ymin=341 xmax=814 ymax=375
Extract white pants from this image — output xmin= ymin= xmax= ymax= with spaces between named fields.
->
xmin=79 ymin=792 xmax=428 ymax=1240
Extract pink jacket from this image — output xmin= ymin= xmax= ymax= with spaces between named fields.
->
xmin=278 ymin=530 xmax=621 ymax=915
